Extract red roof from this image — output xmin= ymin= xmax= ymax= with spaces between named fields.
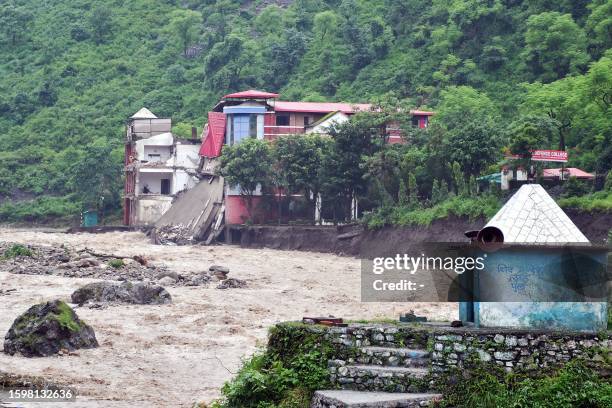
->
xmin=542 ymin=168 xmax=594 ymax=179
xmin=274 ymin=101 xmax=372 ymax=114
xmin=223 ymin=90 xmax=279 ymax=99
xmin=199 ymin=112 xmax=226 ymax=158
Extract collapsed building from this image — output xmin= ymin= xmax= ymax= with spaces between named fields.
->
xmin=124 ymin=91 xmax=433 ymax=242
xmin=123 ymin=108 xmax=201 ymax=225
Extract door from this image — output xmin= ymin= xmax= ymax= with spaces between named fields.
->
xmin=160 ymin=179 xmax=171 ymax=195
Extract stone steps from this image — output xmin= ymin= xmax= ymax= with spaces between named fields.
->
xmin=320 ymin=332 xmax=439 ymax=404
xmin=330 ymin=365 xmax=430 ymax=393
xmin=311 ymin=390 xmax=442 ymax=408
xmin=355 ymin=347 xmax=430 ymax=367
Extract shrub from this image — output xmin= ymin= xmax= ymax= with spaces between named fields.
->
xmin=108 ymin=258 xmax=124 ymax=269
xmin=439 ymin=361 xmax=612 ymax=408
xmin=2 ymin=244 xmax=33 ymax=259
xmin=561 ymin=176 xmax=592 ymax=198
xmin=362 ymin=194 xmax=501 ymax=229
xmin=215 ymin=323 xmax=333 ymax=408
xmin=0 ymin=196 xmax=81 ymax=223
xmin=558 ymin=191 xmax=612 ymax=213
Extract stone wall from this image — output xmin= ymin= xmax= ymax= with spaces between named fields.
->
xmin=430 ymin=331 xmax=610 ymax=372
xmin=279 ymin=323 xmax=611 ymax=381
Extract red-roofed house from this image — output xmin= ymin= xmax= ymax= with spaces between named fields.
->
xmin=199 ymin=90 xmax=434 ymax=224
xmin=542 ymin=168 xmax=595 ymax=180
xmin=202 ymin=89 xmax=433 ymax=154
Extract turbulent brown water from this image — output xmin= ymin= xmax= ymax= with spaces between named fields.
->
xmin=0 ymin=228 xmax=456 ymax=407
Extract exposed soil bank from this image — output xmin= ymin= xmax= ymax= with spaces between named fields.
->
xmin=564 ymin=209 xmax=612 ymax=245
xmin=236 ymin=211 xmax=611 ymax=255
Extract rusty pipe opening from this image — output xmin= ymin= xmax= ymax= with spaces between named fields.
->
xmin=477 ymin=226 xmax=504 ymax=244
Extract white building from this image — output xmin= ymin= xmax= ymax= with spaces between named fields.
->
xmin=124 ymin=108 xmax=201 ymax=225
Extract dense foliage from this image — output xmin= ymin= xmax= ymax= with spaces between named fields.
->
xmin=215 ymin=324 xmax=612 ymax=408
xmin=439 ymin=361 xmax=612 ymax=408
xmin=212 ymin=323 xmax=333 ymax=408
xmin=0 ymin=0 xmax=610 ymax=222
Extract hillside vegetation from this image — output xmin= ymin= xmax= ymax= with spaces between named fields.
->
xmin=0 ymin=0 xmax=610 ymax=222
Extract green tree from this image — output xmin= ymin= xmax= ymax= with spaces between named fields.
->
xmin=272 ymin=135 xmax=329 ymax=220
xmin=0 ymin=4 xmax=33 ymax=46
xmin=219 ymin=138 xmax=272 ymax=220
xmin=67 ymin=139 xmax=122 ymax=211
xmin=523 ymin=12 xmax=589 ymax=82
xmin=431 ymin=179 xmax=441 ymax=204
xmin=170 ymin=9 xmax=202 ymax=55
xmin=446 ymin=121 xmax=501 ymax=177
xmin=362 ymin=144 xmax=403 ymax=204
xmin=452 ymin=161 xmax=466 ymax=196
xmin=506 ymin=115 xmax=560 ymax=156
xmin=586 ymin=0 xmax=612 ymax=58
xmin=90 ymin=7 xmax=113 ymax=45
xmin=433 ymin=86 xmax=497 ymax=130
xmin=321 ymin=112 xmax=387 ymax=220
xmin=440 ymin=180 xmax=450 ymax=199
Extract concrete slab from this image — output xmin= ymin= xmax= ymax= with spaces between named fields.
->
xmin=312 ymin=390 xmax=442 ymax=407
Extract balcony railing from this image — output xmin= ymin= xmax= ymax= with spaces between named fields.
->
xmin=264 ymin=125 xmax=305 ymax=138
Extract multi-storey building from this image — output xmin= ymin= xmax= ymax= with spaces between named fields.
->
xmin=124 ymin=108 xmax=200 ymax=225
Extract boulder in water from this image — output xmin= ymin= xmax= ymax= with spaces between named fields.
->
xmin=71 ymin=281 xmax=172 ymax=305
xmin=3 ymin=300 xmax=98 ymax=357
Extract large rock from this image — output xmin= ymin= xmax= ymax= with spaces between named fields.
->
xmin=209 ymin=265 xmax=229 ymax=280
xmin=4 ymin=300 xmax=98 ymax=357
xmin=216 ymin=278 xmax=247 ymax=289
xmin=71 ymin=281 xmax=172 ymax=305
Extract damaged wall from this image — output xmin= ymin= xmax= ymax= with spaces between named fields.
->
xmin=125 ymin=108 xmax=202 ymax=226
xmin=135 ymin=196 xmax=174 ymax=225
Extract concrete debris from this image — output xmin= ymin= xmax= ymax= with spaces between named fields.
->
xmin=153 ymin=224 xmax=196 ymax=245
xmin=209 ymin=265 xmax=229 ymax=274
xmin=151 ymin=174 xmax=224 ymax=245
xmin=1 ymin=242 xmax=173 ymax=282
xmin=0 ymin=242 xmax=194 ymax=287
xmin=155 ymin=270 xmax=180 ymax=280
xmin=71 ymin=281 xmax=172 ymax=306
xmin=0 ymin=243 xmax=247 ymax=289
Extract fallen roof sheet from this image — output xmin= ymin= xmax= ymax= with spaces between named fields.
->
xmin=199 ymin=112 xmax=226 ymax=158
xmin=484 ymin=184 xmax=589 ymax=243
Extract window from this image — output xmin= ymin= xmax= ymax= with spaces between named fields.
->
xmin=230 ymin=114 xmax=259 ymax=144
xmin=304 ymin=116 xmax=310 ymax=126
xmin=147 ymin=153 xmax=161 ymax=161
xmin=160 ymin=179 xmax=171 ymax=195
xmin=411 ymin=116 xmax=420 ymax=127
xmin=276 ymin=115 xmax=289 ymax=126
xmin=249 ymin=114 xmax=257 ymax=137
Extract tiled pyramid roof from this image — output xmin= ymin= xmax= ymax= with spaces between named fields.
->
xmin=485 ymin=184 xmax=589 ymax=243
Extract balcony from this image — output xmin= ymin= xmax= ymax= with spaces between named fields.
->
xmin=264 ymin=125 xmax=305 ymax=139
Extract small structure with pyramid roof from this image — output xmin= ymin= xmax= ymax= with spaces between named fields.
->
xmin=130 ymin=107 xmax=158 ymax=119
xmin=462 ymin=184 xmax=608 ymax=332
xmin=483 ymin=184 xmax=588 ymax=244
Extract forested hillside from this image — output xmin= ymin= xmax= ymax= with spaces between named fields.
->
xmin=0 ymin=0 xmax=610 ymax=222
